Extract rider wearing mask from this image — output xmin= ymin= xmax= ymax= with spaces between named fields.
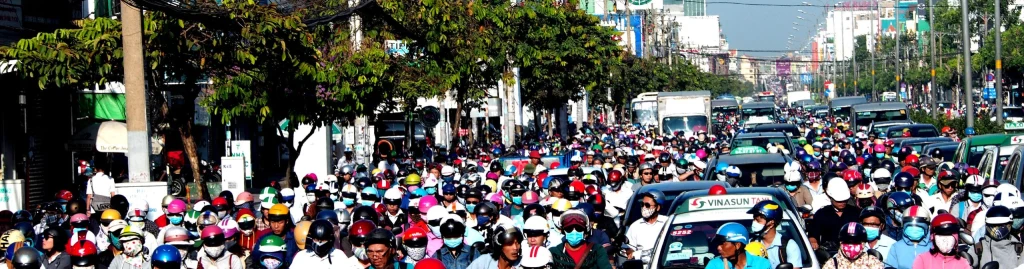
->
xmin=782 ymin=172 xmax=814 ymax=211
xmin=293 ymin=219 xmax=353 ymax=268
xmin=549 ymin=209 xmax=611 ymax=269
xmin=950 ymin=176 xmax=988 ymax=233
xmin=435 ymin=215 xmax=480 ymax=269
xmin=109 ymin=226 xmax=149 ymax=269
xmin=966 ymin=205 xmax=1024 ymax=269
xmin=883 ymin=206 xmax=932 ymax=269
xmin=821 ymin=222 xmax=884 ymax=269
xmin=624 ymin=190 xmax=668 ymax=262
xmin=197 ymin=226 xmax=242 ymax=269
xmin=747 ymin=201 xmax=803 ymax=269
xmin=859 ymin=206 xmax=896 ymax=261
xmin=912 ymin=213 xmax=970 ymax=269
xmin=809 ymin=178 xmax=861 ymax=252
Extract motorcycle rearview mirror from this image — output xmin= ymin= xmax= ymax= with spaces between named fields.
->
xmin=982 ymin=261 xmax=1000 ymax=269
xmin=959 ymin=231 xmax=975 ymax=245
xmin=622 ymin=260 xmax=645 ymax=269
xmin=776 ymin=262 xmax=794 ymax=269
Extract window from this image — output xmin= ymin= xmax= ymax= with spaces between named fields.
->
xmin=658 ymin=219 xmax=811 ymax=268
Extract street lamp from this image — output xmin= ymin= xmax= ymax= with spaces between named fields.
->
xmin=798 ymin=9 xmax=806 ymax=13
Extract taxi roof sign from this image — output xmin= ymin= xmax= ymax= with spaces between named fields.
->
xmin=731 ymin=146 xmax=768 ymax=155
xmin=679 ymin=194 xmax=774 ymax=213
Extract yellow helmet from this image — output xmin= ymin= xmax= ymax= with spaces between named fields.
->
xmin=371 ymin=168 xmax=382 ymax=175
xmin=551 ymin=198 xmax=572 ymax=212
xmin=269 ymin=204 xmax=289 ymax=217
xmin=293 ymin=221 xmax=312 ymax=249
xmin=405 ymin=174 xmax=422 ymax=186
xmin=100 ymin=209 xmax=122 ymax=222
xmin=745 ymin=241 xmax=767 ymax=257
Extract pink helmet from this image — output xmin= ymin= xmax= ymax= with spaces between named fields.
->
xmin=522 ymin=191 xmax=539 ymax=204
xmin=418 ymin=195 xmax=438 ymax=214
xmin=70 ymin=213 xmax=89 ymax=223
xmin=695 ymin=149 xmax=707 ymax=160
xmin=167 ymin=199 xmax=187 ymax=214
xmin=487 ymin=192 xmax=505 ymax=206
xmin=873 ymin=144 xmax=885 ymax=154
xmin=217 ymin=218 xmax=239 ymax=238
xmin=201 ymin=225 xmax=224 ymax=240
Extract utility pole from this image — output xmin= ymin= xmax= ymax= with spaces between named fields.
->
xmin=121 ymin=1 xmax=151 ymax=182
xmin=996 ymin=0 xmax=1004 ymax=125
xmin=872 ymin=1 xmax=877 ymax=101
xmin=962 ymin=0 xmax=975 ymax=128
xmin=895 ymin=3 xmax=901 ymax=99
xmin=852 ymin=13 xmax=858 ymax=96
xmin=930 ymin=0 xmax=937 ymax=119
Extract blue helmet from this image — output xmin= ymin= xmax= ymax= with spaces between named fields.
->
xmin=885 ymin=191 xmax=915 ymax=224
xmin=316 ymin=210 xmax=339 ymax=226
xmin=715 ymin=162 xmax=730 ymax=173
xmin=715 ymin=222 xmax=750 ymax=245
xmin=965 ymin=127 xmax=976 ymax=135
xmin=152 ymin=245 xmax=182 ymax=269
xmin=806 ymin=160 xmax=822 ymax=171
xmin=801 ymin=155 xmax=814 ymax=164
xmin=893 ymin=172 xmax=915 ymax=189
xmin=640 ymin=190 xmax=666 ymax=206
xmin=747 ymin=200 xmax=783 ymax=222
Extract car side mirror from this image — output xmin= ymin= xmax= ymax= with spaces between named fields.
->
xmin=622 ymin=260 xmax=645 ymax=269
xmin=776 ymin=262 xmax=794 ymax=269
xmin=982 ymin=261 xmax=1000 ymax=269
xmin=960 ymin=231 xmax=975 ymax=245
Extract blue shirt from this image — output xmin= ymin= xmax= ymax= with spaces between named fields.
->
xmin=763 ymin=232 xmax=803 ymax=268
xmin=705 ymin=252 xmax=772 ymax=269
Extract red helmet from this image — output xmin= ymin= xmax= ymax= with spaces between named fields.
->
xmin=904 ymin=155 xmax=920 ymax=167
xmin=201 ymin=225 xmax=224 ymax=240
xmin=566 ymin=180 xmax=585 ymax=194
xmin=56 ymin=190 xmax=73 ymax=201
xmin=608 ymin=170 xmax=623 ymax=183
xmin=842 ymin=170 xmax=863 ymax=183
xmin=414 ymin=258 xmax=445 ymax=269
xmin=931 ymin=213 xmax=960 ymax=235
xmin=67 ymin=241 xmax=98 ymax=267
xmin=212 ymin=197 xmax=229 ymax=207
xmin=349 ymin=220 xmax=376 ymax=245
xmin=402 ymin=227 xmax=429 ymax=247
xmin=709 ymin=185 xmax=727 ymax=195
xmin=967 ymin=167 xmax=980 ymax=175
xmin=884 ymin=140 xmax=895 ymax=147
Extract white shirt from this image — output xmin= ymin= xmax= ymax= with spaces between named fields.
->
xmin=926 ymin=193 xmax=955 ymax=215
xmin=625 ymin=215 xmax=669 ymax=254
xmin=87 ymin=172 xmax=116 ymax=197
xmin=602 ymin=183 xmax=634 ymax=217
xmin=377 ymin=161 xmax=399 ymax=174
xmin=289 ymin=249 xmax=355 ymax=269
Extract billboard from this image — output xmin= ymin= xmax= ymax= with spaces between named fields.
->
xmin=611 ymin=0 xmax=664 ymax=11
xmin=776 ymin=59 xmax=791 ymax=77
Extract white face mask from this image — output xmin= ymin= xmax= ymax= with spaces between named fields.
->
xmin=204 ymin=245 xmax=226 ymax=258
xmin=935 ymin=235 xmax=957 ymax=254
xmin=123 ymin=240 xmax=143 ymax=257
xmin=353 ymin=247 xmax=368 ymax=261
xmin=406 ymin=247 xmax=427 ymax=261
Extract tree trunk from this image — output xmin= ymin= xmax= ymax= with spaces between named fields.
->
xmin=452 ymin=83 xmax=467 ymax=148
xmin=533 ymin=108 xmax=541 ymax=138
xmin=179 ymin=110 xmax=209 ymax=201
xmin=546 ymin=108 xmax=554 ymax=137
xmin=284 ymin=122 xmax=318 ymax=189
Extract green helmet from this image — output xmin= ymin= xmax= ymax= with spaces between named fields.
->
xmin=258 ymin=235 xmax=286 ymax=254
xmin=798 ymin=137 xmax=808 ymax=146
xmin=258 ymin=187 xmax=279 ymax=205
xmin=677 ymin=158 xmax=688 ymax=167
xmin=184 ymin=210 xmax=202 ymax=227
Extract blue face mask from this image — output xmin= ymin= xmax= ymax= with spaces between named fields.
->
xmin=904 ymin=226 xmax=927 ymax=241
xmin=168 ymin=215 xmax=183 ymax=225
xmin=110 ymin=235 xmax=122 ymax=250
xmin=477 ymin=216 xmax=491 ymax=227
xmin=813 ymin=152 xmax=821 ymax=157
xmin=425 ymin=187 xmax=437 ymax=195
xmin=876 ymin=153 xmax=885 ymax=159
xmin=444 ymin=238 xmax=463 ymax=248
xmin=1014 ymin=219 xmax=1024 ymax=230
xmin=512 ymin=197 xmax=523 ymax=205
xmin=865 ymin=227 xmax=880 ymax=241
xmin=73 ymin=228 xmax=87 ymax=235
xmin=785 ymin=184 xmax=799 ymax=192
xmin=565 ymin=231 xmax=585 ymax=246
xmin=343 ymin=198 xmax=355 ymax=206
xmin=570 ymin=201 xmax=580 ymax=207
xmin=442 ymin=176 xmax=455 ymax=183
xmin=969 ymin=192 xmax=984 ymax=202
xmin=466 ymin=204 xmax=477 ymax=213
xmin=361 ymin=200 xmax=374 ymax=207
xmin=831 ymin=156 xmax=839 ymax=162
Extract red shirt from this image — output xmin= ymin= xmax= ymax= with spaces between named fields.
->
xmin=566 ymin=244 xmax=590 ymax=264
xmin=155 ymin=215 xmax=168 ymax=228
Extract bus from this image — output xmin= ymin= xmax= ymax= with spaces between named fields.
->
xmin=881 ymin=92 xmax=898 ymax=102
xmin=631 ymin=92 xmax=659 ymax=127
xmin=712 ymin=99 xmax=740 ymax=119
xmin=756 ymin=91 xmax=776 ymax=103
xmin=850 ymin=102 xmax=909 ymax=131
xmin=829 ymin=96 xmax=868 ymax=120
xmin=740 ymin=101 xmax=777 ymax=122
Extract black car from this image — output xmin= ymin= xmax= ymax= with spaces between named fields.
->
xmin=749 ymin=123 xmax=801 ymax=138
xmin=921 ymin=142 xmax=959 ymax=162
xmin=892 ymin=137 xmax=955 ymax=155
xmin=884 ymin=124 xmax=940 ymax=138
xmin=731 ymin=132 xmax=798 ymax=154
xmin=705 ymin=152 xmax=792 ymax=187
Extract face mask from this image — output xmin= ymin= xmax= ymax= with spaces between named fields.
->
xmin=130 ymin=222 xmax=145 ymax=233
xmin=313 ymin=240 xmax=333 ymax=257
xmin=261 ymin=258 xmax=283 ymax=269
xmin=512 ymin=197 xmax=523 ymax=205
xmin=45 ymin=214 xmax=60 ymax=225
xmin=984 ymin=195 xmax=996 ymax=207
xmin=457 ymin=198 xmax=466 ymax=205
xmin=110 ymin=234 xmax=123 ymax=250
xmin=840 ymin=243 xmax=863 ymax=260
xmin=1014 ymin=219 xmax=1024 ymax=230
xmin=935 ymin=235 xmax=957 ymax=254
xmin=904 ymin=226 xmax=927 ymax=242
xmin=307 ymin=194 xmax=317 ymax=203
xmin=284 ymin=201 xmax=294 ymax=208
xmin=750 ymin=221 xmax=765 ymax=235
xmin=570 ymin=201 xmax=579 ymax=207
xmin=73 ymin=266 xmax=95 ymax=269
xmin=813 ymin=152 xmax=821 ymax=157
xmin=353 ymin=247 xmax=369 ymax=261
xmin=406 ymin=247 xmax=427 ymax=261
xmin=477 ymin=216 xmax=491 ymax=228
xmin=466 ymin=204 xmax=477 ymax=213
xmin=444 ymin=238 xmax=463 ymax=248
xmin=641 ymin=207 xmax=657 ymax=219
xmin=988 ymin=224 xmax=1012 ymax=240
xmin=831 ymin=156 xmax=839 ymax=162
xmin=205 ymin=245 xmax=225 ymax=258
xmin=565 ymin=231 xmax=585 ymax=246
xmin=785 ymin=184 xmax=799 ymax=192
xmin=969 ymin=192 xmax=983 ymax=202
xmin=217 ymin=211 xmax=229 ymax=219
xmin=431 ymin=226 xmax=442 ymax=238
xmin=875 ymin=153 xmax=885 ymax=159
xmin=168 ymin=215 xmax=183 ymax=225
xmin=425 ymin=187 xmax=437 ymax=195
xmin=343 ymin=198 xmax=355 ymax=206
xmin=865 ymin=227 xmax=880 ymax=241
xmin=123 ymin=240 xmax=143 ymax=257
xmin=361 ymin=200 xmax=374 ymax=207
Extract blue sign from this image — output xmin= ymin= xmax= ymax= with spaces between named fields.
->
xmin=800 ymin=73 xmax=813 ymax=84
xmin=983 ymin=87 xmax=996 ymax=100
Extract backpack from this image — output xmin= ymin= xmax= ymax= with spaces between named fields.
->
xmin=974 ymin=237 xmax=1024 ymax=261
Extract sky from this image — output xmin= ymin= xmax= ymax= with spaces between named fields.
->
xmin=707 ymin=0 xmax=830 ymax=58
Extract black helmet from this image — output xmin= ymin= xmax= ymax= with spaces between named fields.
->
xmin=879 ymin=160 xmax=897 ymax=174
xmin=930 ymin=148 xmax=943 ymax=159
xmin=42 ymin=228 xmax=68 ymax=251
xmin=587 ymin=194 xmax=606 ymax=214
xmin=12 ymin=210 xmax=30 ymax=223
xmin=440 ymin=218 xmax=466 ymax=238
xmin=653 ymin=139 xmax=663 ymax=146
xmin=456 ymin=185 xmax=470 ymax=199
xmin=837 ymin=222 xmax=867 ymax=244
xmin=547 ymin=177 xmax=566 ymax=192
xmin=352 ymin=206 xmax=380 ymax=225
xmin=12 ymin=247 xmax=41 ymax=269
xmin=466 ymin=187 xmax=483 ymax=200
xmin=658 ymin=153 xmax=671 ymax=163
xmin=490 ymin=225 xmax=524 ymax=254
xmin=14 ymin=222 xmax=34 ymax=240
xmin=626 ymin=157 xmax=639 ymax=168
xmin=842 ymin=155 xmax=857 ymax=166
xmin=987 ymin=205 xmax=1013 ymax=225
xmin=568 ymin=167 xmax=584 ymax=179
xmin=522 ymin=204 xmax=547 ymax=221
xmin=489 ymin=162 xmax=501 ymax=173
xmin=365 ymin=228 xmax=395 ymax=248
xmin=639 ymin=189 xmax=666 ymax=205
xmin=218 ymin=191 xmax=235 ymax=208
xmin=859 ymin=206 xmax=886 ymax=222
xmin=316 ymin=210 xmax=340 ymax=226
xmin=110 ymin=195 xmax=129 ymax=217
xmin=851 ymin=142 xmax=864 ymax=151
xmin=315 ymin=198 xmax=334 ymax=212
xmin=66 ymin=199 xmax=86 ymax=216
xmin=474 ymin=202 xmax=498 ymax=218
xmin=897 ymin=146 xmax=913 ymax=159
xmin=308 ymin=219 xmax=335 ymax=257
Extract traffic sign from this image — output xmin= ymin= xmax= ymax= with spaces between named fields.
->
xmin=420 ymin=106 xmax=440 ymax=127
xmin=731 ymin=146 xmax=768 ymax=155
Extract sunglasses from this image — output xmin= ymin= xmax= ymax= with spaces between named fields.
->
xmin=203 ymin=235 xmax=225 ymax=247
xmin=350 ymin=236 xmax=366 ymax=247
xmin=404 ymin=238 xmax=428 ymax=248
xmin=642 ymin=172 xmax=652 ymax=175
xmin=642 ymin=203 xmax=658 ymax=208
xmin=428 ymin=219 xmax=442 ymax=227
xmin=563 ymin=225 xmax=586 ymax=233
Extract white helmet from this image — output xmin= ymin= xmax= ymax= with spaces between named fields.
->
xmin=784 ymin=161 xmax=801 ymax=173
xmin=826 ymin=177 xmax=851 ymax=201
xmin=996 ymin=183 xmax=1021 ymax=200
xmin=321 ymin=175 xmax=339 ymax=193
xmin=193 ymin=200 xmax=210 ymax=212
xmin=521 ymin=246 xmax=552 ymax=268
xmin=784 ymin=172 xmax=802 ymax=183
xmin=871 ymin=168 xmax=891 ymax=179
xmin=523 ymin=216 xmax=549 ymax=232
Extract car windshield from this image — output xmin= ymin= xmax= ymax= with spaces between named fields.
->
xmin=378 ymin=122 xmax=426 ymax=137
xmin=662 ymin=116 xmax=709 ymax=135
xmin=855 ymin=109 xmax=908 ymax=127
xmin=887 ymin=127 xmax=938 ymax=138
xmin=658 ymin=219 xmax=809 ymax=269
xmin=742 ymin=108 xmax=775 ymax=119
xmin=732 ymin=137 xmax=794 ymax=153
xmin=969 ymin=145 xmax=998 ymax=166
xmin=1005 ymin=108 xmax=1024 ymax=118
